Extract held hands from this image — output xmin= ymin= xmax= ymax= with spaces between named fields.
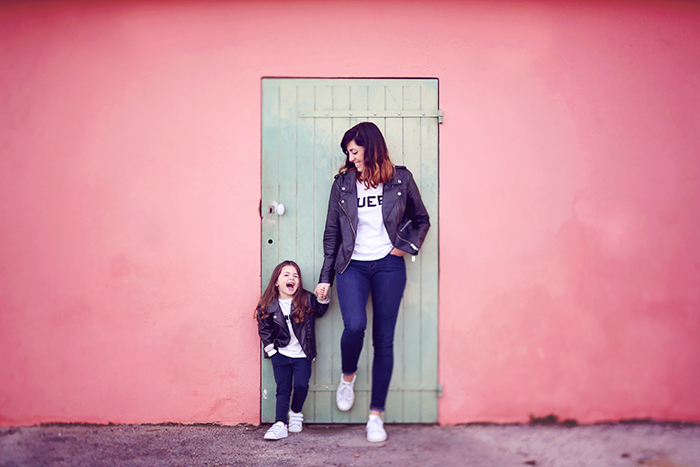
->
xmin=315 ymin=283 xmax=331 ymax=301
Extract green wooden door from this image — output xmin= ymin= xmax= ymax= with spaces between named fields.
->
xmin=261 ymin=78 xmax=440 ymax=423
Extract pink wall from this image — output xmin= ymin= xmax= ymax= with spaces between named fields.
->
xmin=1 ymin=0 xmax=699 ymax=426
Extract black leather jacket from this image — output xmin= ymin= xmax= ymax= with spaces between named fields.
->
xmin=256 ymin=290 xmax=329 ymax=361
xmin=319 ymin=166 xmax=430 ymax=286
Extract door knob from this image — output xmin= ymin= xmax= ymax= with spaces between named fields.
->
xmin=267 ymin=202 xmax=286 ymax=216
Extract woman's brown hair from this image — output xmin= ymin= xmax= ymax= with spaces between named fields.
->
xmin=253 ymin=260 xmax=312 ymax=323
xmin=339 ymin=122 xmax=394 ymax=188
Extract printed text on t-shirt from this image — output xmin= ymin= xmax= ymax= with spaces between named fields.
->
xmin=358 ymin=195 xmax=383 ymax=208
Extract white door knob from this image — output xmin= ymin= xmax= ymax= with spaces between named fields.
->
xmin=276 ymin=204 xmax=286 ymax=216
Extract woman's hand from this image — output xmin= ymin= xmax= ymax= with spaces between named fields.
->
xmin=315 ymin=283 xmax=331 ymax=300
xmin=390 ymin=248 xmax=407 ymax=257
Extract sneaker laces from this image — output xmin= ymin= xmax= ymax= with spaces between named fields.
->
xmin=338 ymin=382 xmax=353 ymax=398
xmin=366 ymin=415 xmax=386 ymax=442
xmin=367 ymin=416 xmax=383 ymax=431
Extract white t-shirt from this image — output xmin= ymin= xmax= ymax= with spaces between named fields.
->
xmin=352 ymin=181 xmax=393 ymax=261
xmin=277 ymin=299 xmax=307 ymax=359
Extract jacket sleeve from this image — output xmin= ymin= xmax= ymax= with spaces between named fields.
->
xmin=319 ymin=179 xmax=341 ymax=285
xmin=308 ymin=290 xmax=330 ymax=318
xmin=256 ymin=307 xmax=278 ymax=357
xmin=404 ymin=170 xmax=431 ymax=253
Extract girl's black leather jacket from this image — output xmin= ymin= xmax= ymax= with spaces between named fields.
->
xmin=256 ymin=290 xmax=329 ymax=361
xmin=319 ymin=166 xmax=431 ymax=286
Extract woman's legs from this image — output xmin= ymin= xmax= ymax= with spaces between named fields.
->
xmin=368 ymin=254 xmax=406 ymax=412
xmin=336 ymin=261 xmax=371 ymax=376
xmin=336 ymin=255 xmax=407 ymax=413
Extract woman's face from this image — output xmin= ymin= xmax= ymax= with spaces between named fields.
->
xmin=346 ymin=140 xmax=366 ymax=173
xmin=276 ymin=265 xmax=299 ymax=300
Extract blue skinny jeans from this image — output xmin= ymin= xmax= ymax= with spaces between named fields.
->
xmin=336 ymin=253 xmax=407 ymax=412
xmin=270 ymin=353 xmax=312 ymax=423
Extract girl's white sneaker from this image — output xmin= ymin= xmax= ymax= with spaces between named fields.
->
xmin=288 ymin=411 xmax=304 ymax=433
xmin=366 ymin=414 xmax=387 ymax=443
xmin=263 ymin=421 xmax=288 ymax=440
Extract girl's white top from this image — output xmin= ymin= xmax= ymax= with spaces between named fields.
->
xmin=352 ymin=181 xmax=393 ymax=261
xmin=277 ymin=298 xmax=307 ymax=359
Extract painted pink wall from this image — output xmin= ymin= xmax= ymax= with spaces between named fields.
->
xmin=1 ymin=0 xmax=699 ymax=426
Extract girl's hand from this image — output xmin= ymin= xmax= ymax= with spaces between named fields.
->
xmin=315 ymin=283 xmax=331 ymax=300
xmin=390 ymin=248 xmax=407 ymax=257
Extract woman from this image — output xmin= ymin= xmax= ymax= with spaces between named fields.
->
xmin=315 ymin=121 xmax=430 ymax=442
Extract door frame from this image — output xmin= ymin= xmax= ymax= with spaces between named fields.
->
xmin=260 ymin=77 xmax=441 ymax=423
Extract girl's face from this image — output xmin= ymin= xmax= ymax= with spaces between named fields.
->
xmin=346 ymin=140 xmax=366 ymax=173
xmin=276 ymin=265 xmax=299 ymax=300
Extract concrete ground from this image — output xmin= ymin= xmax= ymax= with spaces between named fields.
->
xmin=1 ymin=422 xmax=699 ymax=467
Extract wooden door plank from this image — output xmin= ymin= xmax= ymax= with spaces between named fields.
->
xmin=401 ymin=125 xmax=424 ymax=392
xmin=260 ymin=79 xmax=281 ymax=423
xmin=403 ymin=391 xmax=422 ymax=423
xmin=311 ymin=83 xmax=335 ymax=424
xmin=277 ymin=83 xmax=298 ymax=262
xmin=367 ymin=85 xmax=386 ymax=132
xmin=295 ymin=83 xmax=318 ymax=423
xmin=329 ymin=84 xmax=352 ymax=424
xmin=381 ymin=85 xmax=405 ymax=424
xmin=385 ymin=85 xmax=403 ymax=165
xmin=384 ymin=389 xmax=403 ymax=423
xmin=400 ymin=84 xmax=425 ymax=425
xmin=419 ymin=80 xmax=440 ymax=422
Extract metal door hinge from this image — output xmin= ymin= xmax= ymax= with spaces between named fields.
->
xmin=299 ymin=109 xmax=443 ymax=123
xmin=437 ymin=383 xmax=444 ymax=398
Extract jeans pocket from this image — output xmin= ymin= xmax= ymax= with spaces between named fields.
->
xmin=271 ymin=351 xmax=284 ymax=365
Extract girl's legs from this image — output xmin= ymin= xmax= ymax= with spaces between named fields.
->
xmin=369 ymin=254 xmax=406 ymax=412
xmin=270 ymin=353 xmax=293 ymax=423
xmin=272 ymin=354 xmax=313 ymax=421
xmin=289 ymin=358 xmax=312 ymax=413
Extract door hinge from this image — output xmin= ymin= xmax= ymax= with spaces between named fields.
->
xmin=437 ymin=383 xmax=444 ymax=398
xmin=299 ymin=109 xmax=443 ymax=123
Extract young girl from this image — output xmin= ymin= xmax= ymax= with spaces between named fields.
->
xmin=254 ymin=260 xmax=330 ymax=440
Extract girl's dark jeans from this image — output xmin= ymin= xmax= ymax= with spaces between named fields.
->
xmin=336 ymin=253 xmax=407 ymax=412
xmin=270 ymin=353 xmax=312 ymax=423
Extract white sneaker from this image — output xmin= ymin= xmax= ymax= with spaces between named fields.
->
xmin=336 ymin=373 xmax=356 ymax=412
xmin=366 ymin=414 xmax=387 ymax=443
xmin=288 ymin=411 xmax=303 ymax=433
xmin=263 ymin=421 xmax=288 ymax=440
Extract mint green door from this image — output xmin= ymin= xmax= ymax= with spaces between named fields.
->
xmin=261 ymin=78 xmax=440 ymax=423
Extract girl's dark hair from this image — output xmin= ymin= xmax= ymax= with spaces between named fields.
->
xmin=254 ymin=260 xmax=312 ymax=323
xmin=339 ymin=122 xmax=394 ymax=188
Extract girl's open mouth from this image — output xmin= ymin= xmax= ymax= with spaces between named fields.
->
xmin=286 ymin=281 xmax=296 ymax=292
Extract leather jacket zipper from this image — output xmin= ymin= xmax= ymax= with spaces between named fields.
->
xmin=397 ymin=215 xmax=419 ymax=251
xmin=338 ymin=199 xmax=356 ymax=274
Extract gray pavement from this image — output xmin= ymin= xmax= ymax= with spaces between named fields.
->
xmin=2 ymin=422 xmax=700 ymax=467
